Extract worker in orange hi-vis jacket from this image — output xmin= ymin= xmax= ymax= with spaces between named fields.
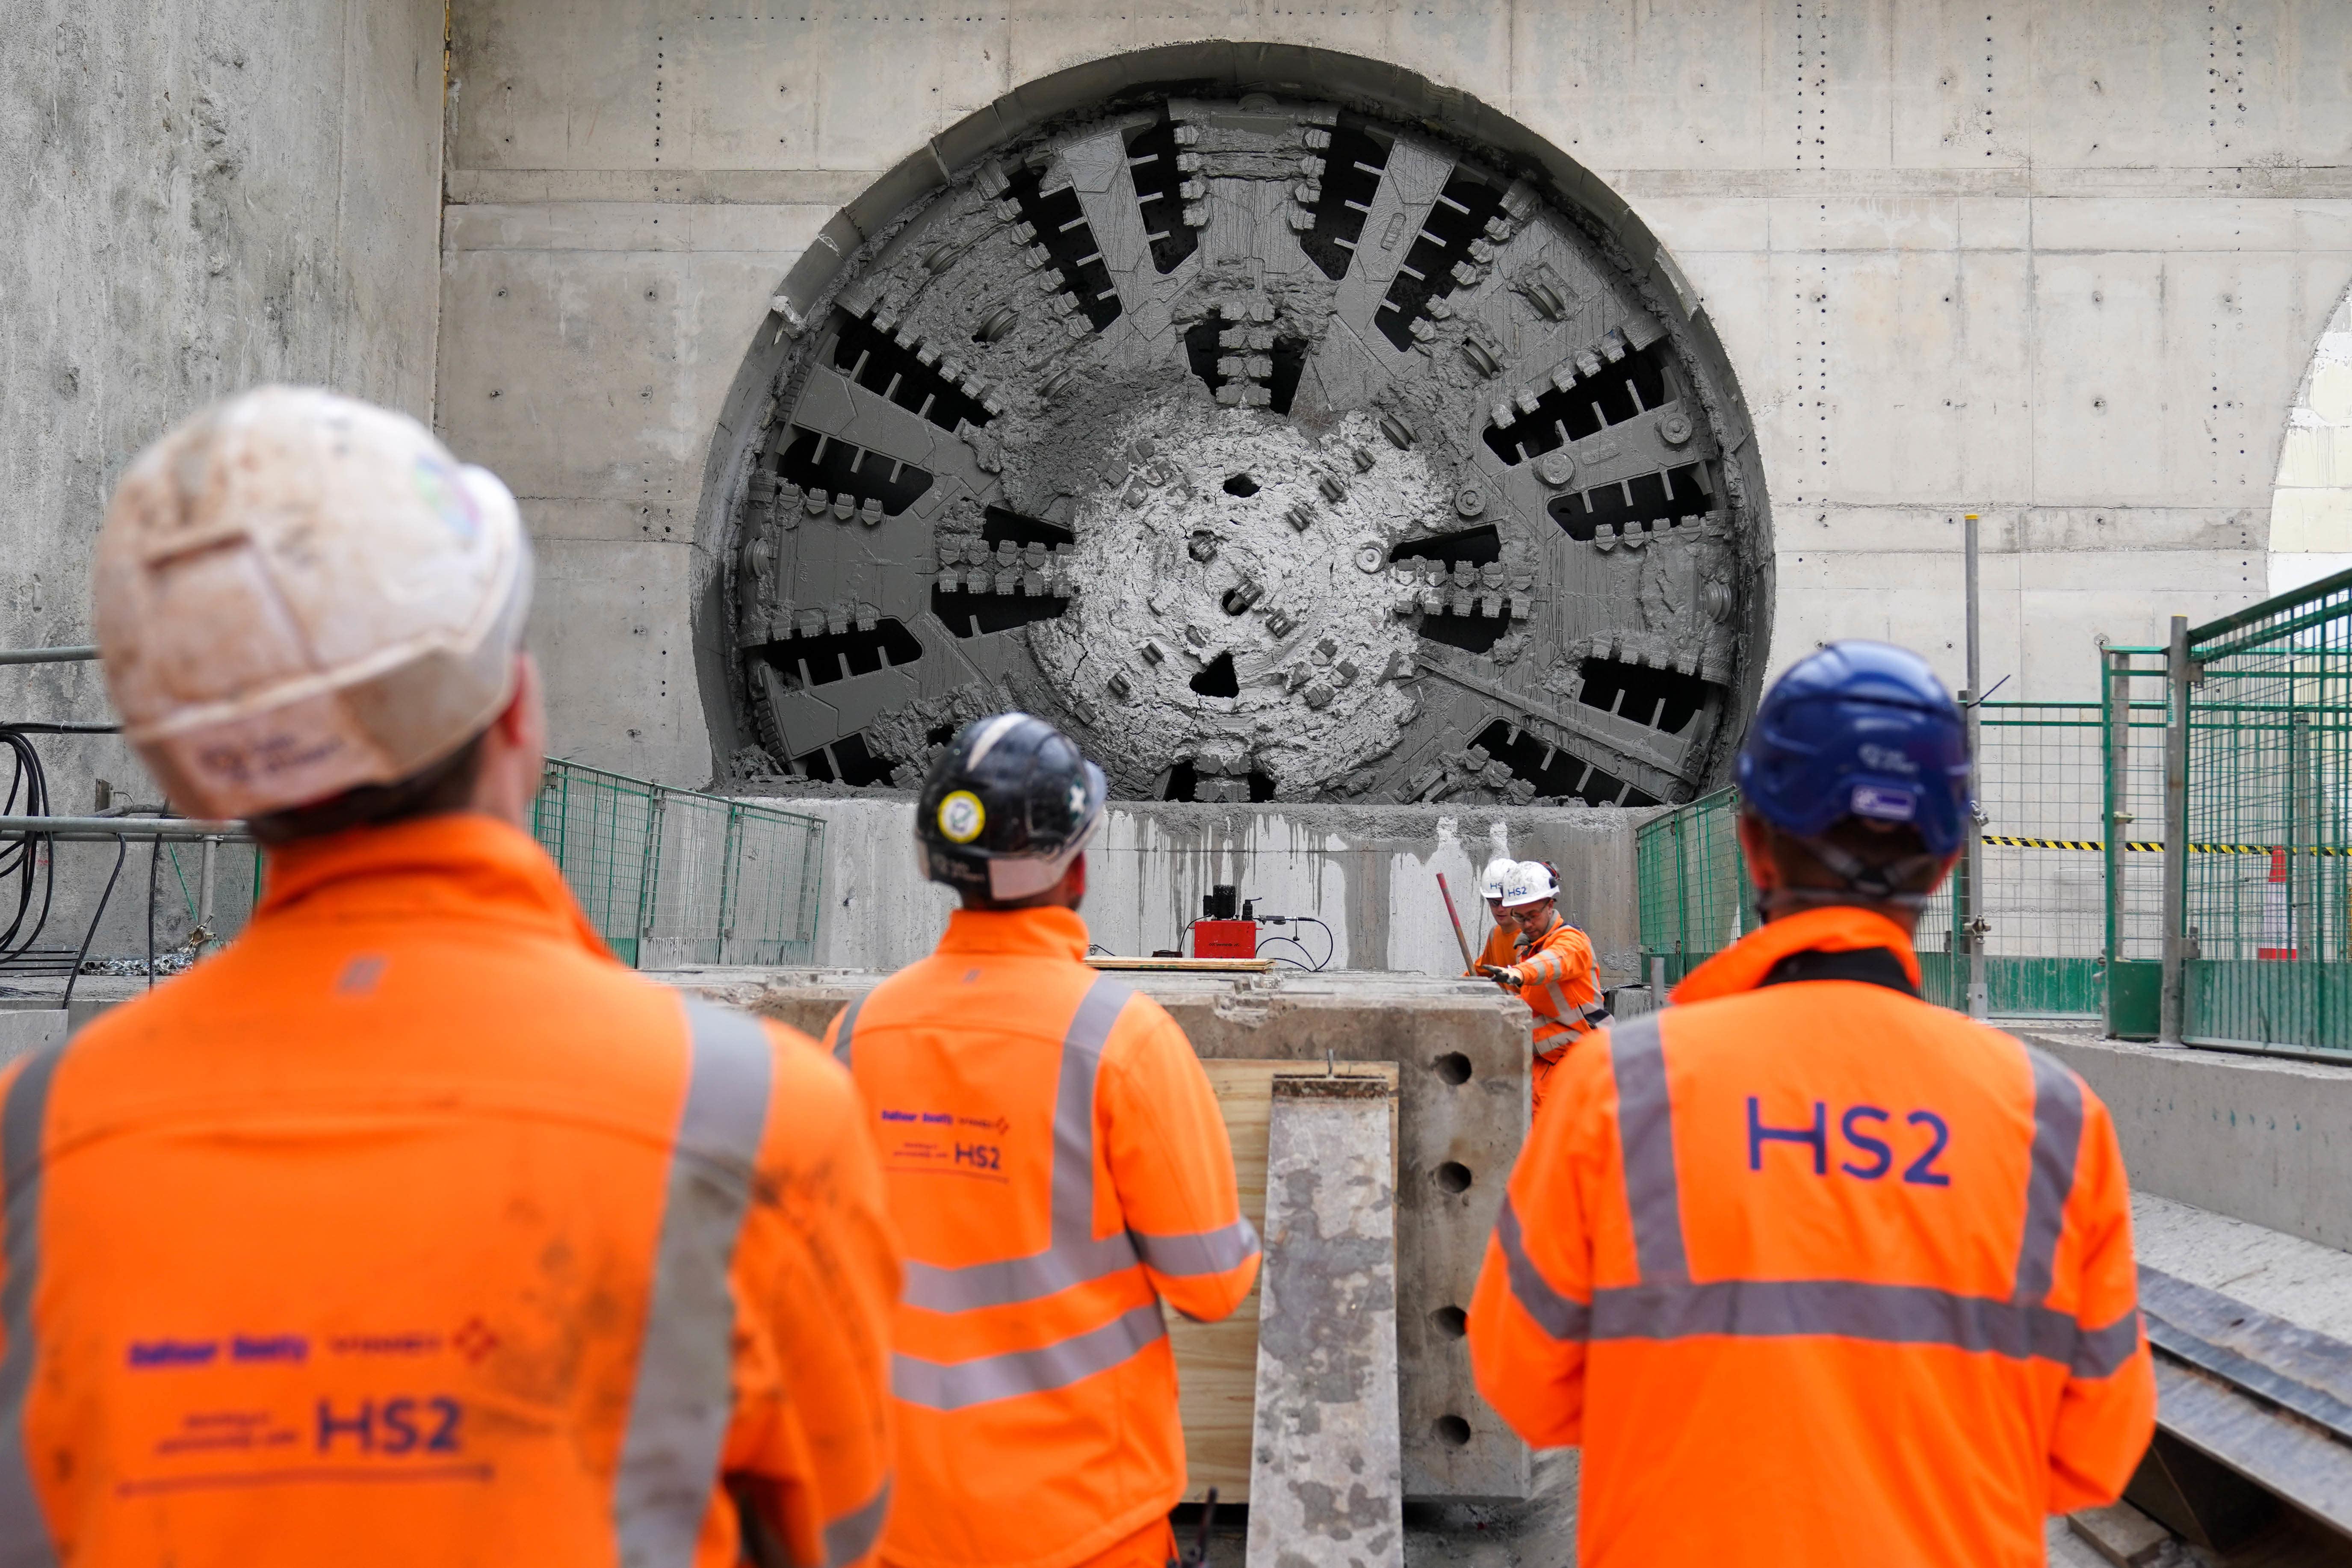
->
xmin=1466 ymin=856 xmax=1521 ymax=976
xmin=825 ymin=712 xmax=1260 ymax=1568
xmin=0 ymin=389 xmax=898 ymax=1568
xmin=1468 ymin=641 xmax=2156 ymax=1568
xmin=1481 ymin=859 xmax=1609 ymax=1113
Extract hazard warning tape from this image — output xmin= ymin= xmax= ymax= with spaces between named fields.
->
xmin=1979 ymin=835 xmax=2352 ymax=856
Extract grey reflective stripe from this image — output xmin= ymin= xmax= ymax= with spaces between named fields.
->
xmin=830 ymin=994 xmax=864 ymax=1069
xmin=1538 ymin=977 xmax=1575 ymax=1021
xmin=821 ymin=1476 xmax=892 ymax=1568
xmin=0 ymin=1048 xmax=63 ymax=1568
xmin=891 ymin=1300 xmax=1166 ymax=1411
xmin=1591 ymin=1277 xmax=2113 ymax=1370
xmin=1494 ymin=1194 xmax=1589 ymax=1341
xmin=2012 ymin=1045 xmax=2083 ymax=1307
xmin=898 ymin=976 xmax=1143 ymax=1313
xmin=2071 ymin=1308 xmax=2145 ymax=1379
xmin=1608 ymin=1013 xmax=1687 ymax=1284
xmin=614 ymin=1002 xmax=775 ymax=1568
xmin=1133 ymin=1215 xmax=1262 ymax=1278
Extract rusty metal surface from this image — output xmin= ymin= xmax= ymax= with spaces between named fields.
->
xmin=721 ymin=96 xmax=1761 ymax=808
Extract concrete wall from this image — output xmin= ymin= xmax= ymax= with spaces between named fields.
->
xmin=2027 ymin=1032 xmax=2352 ymax=1255
xmin=440 ymin=0 xmax=2352 ymax=787
xmin=776 ymin=796 xmax=1647 ymax=975
xmin=0 ymin=0 xmax=448 ymax=955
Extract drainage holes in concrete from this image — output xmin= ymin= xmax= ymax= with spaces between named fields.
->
xmin=1223 ymin=473 xmax=1259 ymax=496
xmin=1190 ymin=651 xmax=1239 ymax=697
xmin=1433 ymin=1051 xmax=1472 ymax=1085
xmin=1433 ymin=1161 xmax=1473 ymax=1195
xmin=1430 ymin=1305 xmax=1469 ymax=1340
xmin=1433 ymin=1415 xmax=1474 ymax=1448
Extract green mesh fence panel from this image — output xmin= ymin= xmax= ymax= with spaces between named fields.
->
xmin=2182 ymin=569 xmax=2352 ymax=1053
xmin=531 ymin=759 xmax=825 ymax=968
xmin=1636 ymin=786 xmax=1749 ymax=986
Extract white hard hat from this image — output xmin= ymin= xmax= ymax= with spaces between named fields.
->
xmin=1479 ymin=857 xmax=1515 ymax=901
xmin=93 ymin=387 xmax=532 ymax=820
xmin=1500 ymin=859 xmax=1558 ymax=908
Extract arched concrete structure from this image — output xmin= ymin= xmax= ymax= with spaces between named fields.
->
xmin=2268 ymin=281 xmax=2352 ymax=599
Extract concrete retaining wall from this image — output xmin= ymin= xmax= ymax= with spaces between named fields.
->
xmin=0 ymin=0 xmax=448 ymax=957
xmin=768 ymin=795 xmax=1650 ymax=977
xmin=2025 ymin=1032 xmax=2352 ymax=1256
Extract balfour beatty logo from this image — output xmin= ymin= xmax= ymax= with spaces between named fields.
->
xmin=1858 ymin=743 xmax=1919 ymax=776
xmin=881 ymin=1109 xmax=919 ymax=1123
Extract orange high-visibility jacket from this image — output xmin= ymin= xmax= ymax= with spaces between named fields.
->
xmin=825 ymin=906 xmax=1259 ymax=1568
xmin=1506 ymin=914 xmax=1608 ymax=1051
xmin=1469 ymin=906 xmax=2155 ymax=1568
xmin=0 ymin=815 xmax=898 ymax=1568
xmin=1464 ymin=919 xmax=1519 ymax=977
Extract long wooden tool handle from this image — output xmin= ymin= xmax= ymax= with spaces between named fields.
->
xmin=1436 ymin=871 xmax=1477 ymax=971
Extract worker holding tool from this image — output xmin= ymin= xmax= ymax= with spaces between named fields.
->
xmin=1465 ymin=856 xmax=1521 ymax=976
xmin=1468 ymin=641 xmax=2154 ymax=1566
xmin=1479 ymin=859 xmax=1608 ymax=1113
xmin=0 ymin=389 xmax=898 ymax=1567
xmin=825 ymin=712 xmax=1259 ymax=1568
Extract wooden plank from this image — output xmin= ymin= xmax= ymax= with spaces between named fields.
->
xmin=1244 ymin=1075 xmax=1404 ymax=1568
xmin=1172 ymin=1060 xmax=1398 ymax=1502
xmin=1087 ymin=956 xmax=1274 ymax=972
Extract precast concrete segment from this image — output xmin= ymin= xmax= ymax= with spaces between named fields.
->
xmin=721 ymin=96 xmax=1761 ymax=809
xmin=1244 ymin=1076 xmax=1403 ymax=1568
xmin=659 ymin=966 xmax=1533 ymax=1502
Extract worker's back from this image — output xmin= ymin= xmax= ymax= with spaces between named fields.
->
xmin=828 ymin=904 xmax=1257 ymax=1568
xmin=1471 ymin=909 xmax=2153 ymax=1567
xmin=0 ymin=816 xmax=897 ymax=1568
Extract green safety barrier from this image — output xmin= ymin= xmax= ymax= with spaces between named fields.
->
xmin=530 ymin=759 xmax=826 ymax=969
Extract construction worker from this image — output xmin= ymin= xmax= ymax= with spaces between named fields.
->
xmin=1480 ymin=859 xmax=1609 ymax=1112
xmin=1465 ymin=855 xmax=1520 ymax=976
xmin=0 ymin=388 xmax=898 ymax=1566
xmin=825 ymin=712 xmax=1259 ymax=1568
xmin=1467 ymin=641 xmax=2155 ymax=1567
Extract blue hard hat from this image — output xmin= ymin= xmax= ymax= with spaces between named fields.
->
xmin=1736 ymin=641 xmax=1974 ymax=857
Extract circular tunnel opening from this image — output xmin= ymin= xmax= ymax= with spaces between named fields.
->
xmin=708 ymin=57 xmax=1773 ymax=798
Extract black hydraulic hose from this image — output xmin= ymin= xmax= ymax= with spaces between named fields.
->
xmin=59 ymin=837 xmax=126 ymax=1015
xmin=147 ymin=838 xmax=160 ymax=989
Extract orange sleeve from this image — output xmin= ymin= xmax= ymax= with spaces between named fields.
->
xmin=2045 ymin=1090 xmax=2157 ymax=1514
xmin=723 ymin=1022 xmax=902 ymax=1568
xmin=1469 ymin=1037 xmax=1607 ymax=1447
xmin=1100 ymin=1001 xmax=1260 ymax=1324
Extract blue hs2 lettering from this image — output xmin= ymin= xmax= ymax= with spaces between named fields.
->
xmin=1746 ymin=1097 xmax=1951 ymax=1187
xmin=954 ymin=1142 xmax=1001 ymax=1170
xmin=316 ymin=1396 xmax=462 ymax=1455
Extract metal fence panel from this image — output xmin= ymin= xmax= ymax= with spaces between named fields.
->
xmin=2182 ymin=570 xmax=2352 ymax=1053
xmin=531 ymin=760 xmax=824 ymax=969
xmin=1634 ymin=786 xmax=1749 ymax=985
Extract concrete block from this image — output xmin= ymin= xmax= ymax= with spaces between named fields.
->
xmin=1246 ymin=1075 xmax=1403 ymax=1568
xmin=2131 ymin=1191 xmax=2352 ymax=1346
xmin=2031 ymin=254 xmax=2172 ymax=505
xmin=1886 ymin=0 xmax=2035 ymax=170
xmin=2022 ymin=1030 xmax=2352 ymax=1254
xmin=2065 ymin=1500 xmax=2174 ymax=1567
xmin=0 ymin=1010 xmax=65 ymax=1069
xmin=670 ymin=966 xmax=1536 ymax=1501
xmin=1513 ymin=2 xmax=1771 ymax=173
xmin=530 ymin=537 xmax=712 ymax=786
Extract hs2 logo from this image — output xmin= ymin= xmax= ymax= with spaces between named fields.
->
xmin=316 ymin=1396 xmax=462 ymax=1455
xmin=1747 ymin=1098 xmax=1952 ymax=1186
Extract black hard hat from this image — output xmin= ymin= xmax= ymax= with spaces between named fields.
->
xmin=917 ymin=712 xmax=1108 ymax=899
